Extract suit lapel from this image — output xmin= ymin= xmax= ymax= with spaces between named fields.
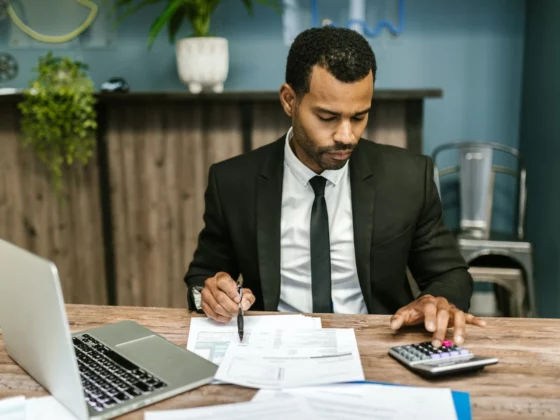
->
xmin=256 ymin=137 xmax=285 ymax=311
xmin=350 ymin=140 xmax=376 ymax=313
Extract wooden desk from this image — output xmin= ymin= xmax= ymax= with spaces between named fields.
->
xmin=1 ymin=304 xmax=560 ymax=419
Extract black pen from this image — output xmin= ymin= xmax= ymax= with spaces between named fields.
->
xmin=237 ymin=283 xmax=244 ymax=342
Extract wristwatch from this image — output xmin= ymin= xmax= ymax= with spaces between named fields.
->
xmin=189 ymin=286 xmax=205 ymax=313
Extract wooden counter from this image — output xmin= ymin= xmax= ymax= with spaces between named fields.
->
xmin=0 ymin=89 xmax=441 ymax=308
xmin=1 ymin=305 xmax=559 ymax=419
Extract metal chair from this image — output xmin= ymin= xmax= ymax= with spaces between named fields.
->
xmin=432 ymin=142 xmax=537 ymax=317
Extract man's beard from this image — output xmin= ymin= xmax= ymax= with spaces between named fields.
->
xmin=292 ymin=122 xmax=355 ymax=171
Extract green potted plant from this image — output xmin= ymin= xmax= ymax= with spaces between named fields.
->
xmin=18 ymin=51 xmax=97 ymax=193
xmin=113 ymin=0 xmax=281 ymax=93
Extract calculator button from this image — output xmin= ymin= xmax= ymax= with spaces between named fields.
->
xmin=430 ymin=354 xmax=441 ymax=359
xmin=450 ymin=351 xmax=459 ymax=357
xmin=459 ymin=349 xmax=470 ymax=355
xmin=440 ymin=353 xmax=450 ymax=358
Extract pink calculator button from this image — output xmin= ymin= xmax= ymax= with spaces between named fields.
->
xmin=442 ymin=340 xmax=453 ymax=347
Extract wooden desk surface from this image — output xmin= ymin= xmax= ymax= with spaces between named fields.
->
xmin=1 ymin=304 xmax=560 ymax=419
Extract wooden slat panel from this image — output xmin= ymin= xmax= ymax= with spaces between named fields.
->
xmin=365 ymin=100 xmax=407 ymax=148
xmin=0 ymin=104 xmax=25 ymax=248
xmin=164 ymin=104 xmax=184 ymax=309
xmin=0 ymin=104 xmax=106 ymax=305
xmin=108 ymin=103 xmax=243 ymax=308
xmin=182 ymin=105 xmax=205 ymax=308
xmin=204 ymin=103 xmax=243 ymax=163
xmin=251 ymin=102 xmax=290 ymax=149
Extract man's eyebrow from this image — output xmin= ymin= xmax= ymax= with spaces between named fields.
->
xmin=353 ymin=107 xmax=371 ymax=116
xmin=313 ymin=106 xmax=371 ymax=116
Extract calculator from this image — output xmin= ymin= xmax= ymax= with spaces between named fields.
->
xmin=388 ymin=340 xmax=498 ymax=378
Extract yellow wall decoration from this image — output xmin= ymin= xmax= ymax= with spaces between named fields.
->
xmin=7 ymin=0 xmax=98 ymax=44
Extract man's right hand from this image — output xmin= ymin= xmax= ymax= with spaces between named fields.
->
xmin=201 ymin=272 xmax=255 ymax=323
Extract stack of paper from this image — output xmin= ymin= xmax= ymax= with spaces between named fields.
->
xmin=214 ymin=328 xmax=365 ymax=388
xmin=187 ymin=314 xmax=365 ymax=388
xmin=186 ymin=314 xmax=321 ymax=365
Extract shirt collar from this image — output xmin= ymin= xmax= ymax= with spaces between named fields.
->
xmin=284 ymin=127 xmax=349 ymax=188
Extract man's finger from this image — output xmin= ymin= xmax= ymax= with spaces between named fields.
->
xmin=423 ymin=302 xmax=438 ymax=332
xmin=390 ymin=315 xmax=404 ymax=331
xmin=466 ymin=313 xmax=487 ymax=327
xmin=452 ymin=310 xmax=466 ymax=345
xmin=432 ymin=306 xmax=450 ymax=347
xmin=390 ymin=308 xmax=407 ymax=330
xmin=216 ymin=274 xmax=241 ymax=303
xmin=241 ymin=288 xmax=255 ymax=312
xmin=201 ymin=300 xmax=231 ymax=323
xmin=213 ymin=290 xmax=239 ymax=316
xmin=202 ymin=288 xmax=234 ymax=318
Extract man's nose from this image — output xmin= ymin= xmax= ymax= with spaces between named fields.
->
xmin=333 ymin=120 xmax=355 ymax=145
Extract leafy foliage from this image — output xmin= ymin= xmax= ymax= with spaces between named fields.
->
xmin=18 ymin=52 xmax=97 ymax=193
xmin=111 ymin=0 xmax=282 ymax=47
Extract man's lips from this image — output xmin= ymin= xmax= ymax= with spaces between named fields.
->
xmin=326 ymin=151 xmax=352 ymax=160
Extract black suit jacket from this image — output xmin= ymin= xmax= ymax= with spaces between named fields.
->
xmin=185 ymin=136 xmax=473 ymax=314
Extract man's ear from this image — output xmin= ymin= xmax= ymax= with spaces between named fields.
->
xmin=279 ymin=83 xmax=297 ymax=117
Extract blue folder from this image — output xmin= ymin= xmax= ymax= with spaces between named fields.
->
xmin=352 ymin=381 xmax=471 ymax=420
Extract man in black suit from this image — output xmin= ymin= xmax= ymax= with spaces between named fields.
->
xmin=185 ymin=26 xmax=485 ymax=347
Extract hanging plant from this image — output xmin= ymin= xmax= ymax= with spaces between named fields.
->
xmin=18 ymin=51 xmax=97 ymax=193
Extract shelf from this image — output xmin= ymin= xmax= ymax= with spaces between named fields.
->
xmin=0 ymin=89 xmax=443 ymax=104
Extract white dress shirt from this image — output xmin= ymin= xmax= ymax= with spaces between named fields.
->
xmin=278 ymin=127 xmax=368 ymax=314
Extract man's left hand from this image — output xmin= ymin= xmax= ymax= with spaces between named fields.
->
xmin=389 ymin=294 xmax=486 ymax=347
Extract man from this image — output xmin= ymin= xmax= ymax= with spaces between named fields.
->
xmin=185 ymin=26 xmax=485 ymax=347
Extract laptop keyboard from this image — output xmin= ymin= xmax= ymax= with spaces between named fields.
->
xmin=73 ymin=334 xmax=167 ymax=412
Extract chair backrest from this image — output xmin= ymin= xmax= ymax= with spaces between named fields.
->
xmin=432 ymin=142 xmax=526 ymax=239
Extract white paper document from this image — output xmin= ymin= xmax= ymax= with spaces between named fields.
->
xmin=144 ymin=397 xmax=316 ymax=420
xmin=25 ymin=396 xmax=78 ymax=420
xmin=0 ymin=395 xmax=78 ymax=420
xmin=214 ymin=328 xmax=365 ymax=389
xmin=253 ymin=383 xmax=458 ymax=420
xmin=187 ymin=314 xmax=321 ymax=365
xmin=0 ymin=396 xmax=25 ymax=420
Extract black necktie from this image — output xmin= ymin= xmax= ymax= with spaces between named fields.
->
xmin=309 ymin=176 xmax=332 ymax=313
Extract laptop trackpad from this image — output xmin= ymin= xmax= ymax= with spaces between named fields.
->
xmin=116 ymin=335 xmax=217 ymax=385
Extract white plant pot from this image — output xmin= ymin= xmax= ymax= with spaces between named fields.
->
xmin=176 ymin=37 xmax=229 ymax=94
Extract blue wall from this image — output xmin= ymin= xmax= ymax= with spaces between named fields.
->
xmin=1 ymin=0 xmax=525 ymax=157
xmin=519 ymin=0 xmax=560 ymax=318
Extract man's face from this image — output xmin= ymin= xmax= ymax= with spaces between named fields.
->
xmin=283 ymin=65 xmax=374 ymax=172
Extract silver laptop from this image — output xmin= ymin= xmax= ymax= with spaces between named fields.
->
xmin=0 ymin=239 xmax=218 ymax=420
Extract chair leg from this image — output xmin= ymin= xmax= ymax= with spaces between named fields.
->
xmin=510 ymin=279 xmax=526 ymax=317
xmin=517 ymin=253 xmax=537 ymax=317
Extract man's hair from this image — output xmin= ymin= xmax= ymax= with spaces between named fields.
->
xmin=286 ymin=26 xmax=377 ymax=96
